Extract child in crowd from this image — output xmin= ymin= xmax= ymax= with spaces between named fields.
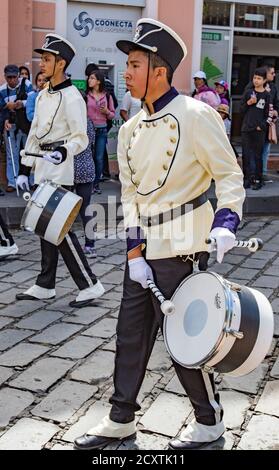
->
xmin=215 ymin=80 xmax=230 ymax=106
xmin=240 ymin=67 xmax=270 ymax=190
xmin=217 ymin=103 xmax=231 ymax=138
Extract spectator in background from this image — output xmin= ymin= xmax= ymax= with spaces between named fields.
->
xmin=26 ymin=72 xmax=47 ymax=122
xmin=262 ymin=65 xmax=279 ymax=183
xmin=244 ymin=65 xmax=279 ymax=183
xmin=0 ymin=64 xmax=33 ymax=192
xmin=19 ymin=66 xmax=31 ymax=81
xmin=240 ymin=67 xmax=270 ymax=190
xmin=85 ymin=63 xmax=118 ymax=180
xmin=217 ymin=103 xmax=231 ymax=139
xmin=86 ymin=70 xmax=115 ymax=194
xmin=120 ymin=90 xmax=142 ymax=121
xmin=74 ymin=92 xmax=97 ymax=259
xmin=214 ymin=80 xmax=230 ymax=106
xmin=192 ymin=71 xmax=221 ymax=109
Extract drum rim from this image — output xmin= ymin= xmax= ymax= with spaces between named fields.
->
xmin=164 ymin=271 xmax=234 ymax=368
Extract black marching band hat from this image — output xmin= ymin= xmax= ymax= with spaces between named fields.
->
xmin=116 ymin=18 xmax=187 ymax=72
xmin=34 ymin=33 xmax=76 ymax=65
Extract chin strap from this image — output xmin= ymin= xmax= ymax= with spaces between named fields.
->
xmin=141 ymin=52 xmax=151 ymax=103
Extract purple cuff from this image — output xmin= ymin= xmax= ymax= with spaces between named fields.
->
xmin=126 ymin=226 xmax=145 ymax=252
xmin=211 ymin=208 xmax=240 ymax=234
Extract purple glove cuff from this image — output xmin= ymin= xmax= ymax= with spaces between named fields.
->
xmin=126 ymin=226 xmax=145 ymax=252
xmin=211 ymin=208 xmax=240 ymax=234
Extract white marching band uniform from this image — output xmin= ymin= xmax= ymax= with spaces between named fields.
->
xmin=16 ymin=34 xmax=104 ymax=306
xmin=119 ymin=95 xmax=244 ymax=259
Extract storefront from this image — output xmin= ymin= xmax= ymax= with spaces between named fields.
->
xmin=63 ymin=0 xmax=145 ymax=160
xmin=202 ymin=0 xmax=279 ymax=138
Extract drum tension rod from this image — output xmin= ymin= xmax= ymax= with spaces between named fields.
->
xmin=203 ymin=365 xmax=215 ymax=374
xmin=225 ymin=328 xmax=244 ymax=340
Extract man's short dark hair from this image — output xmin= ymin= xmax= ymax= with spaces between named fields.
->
xmin=254 ymin=67 xmax=267 ymax=80
xmin=149 ymin=53 xmax=173 ymax=85
xmin=56 ymin=55 xmax=68 ymax=72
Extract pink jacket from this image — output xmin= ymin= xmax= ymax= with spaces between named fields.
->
xmin=87 ymin=92 xmax=115 ymax=127
xmin=194 ymin=85 xmax=221 ymax=109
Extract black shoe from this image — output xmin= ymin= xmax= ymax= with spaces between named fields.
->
xmin=168 ymin=438 xmax=219 ymax=450
xmin=243 ymin=180 xmax=250 ymax=189
xmin=74 ymin=432 xmax=136 ymax=450
xmin=16 ymin=293 xmax=55 ymax=301
xmin=0 ymin=188 xmax=5 ymax=196
xmin=69 ymin=298 xmax=96 ymax=308
xmin=251 ymin=182 xmax=262 ymax=190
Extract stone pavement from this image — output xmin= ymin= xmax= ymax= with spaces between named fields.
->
xmin=0 ymin=217 xmax=278 ymax=451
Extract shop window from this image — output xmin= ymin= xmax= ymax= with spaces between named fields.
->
xmin=235 ymin=4 xmax=274 ymax=30
xmin=203 ymin=1 xmax=231 ymax=27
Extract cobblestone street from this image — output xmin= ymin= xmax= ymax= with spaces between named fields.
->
xmin=0 ymin=216 xmax=278 ymax=451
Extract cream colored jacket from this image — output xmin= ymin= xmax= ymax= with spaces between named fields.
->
xmin=118 ymin=95 xmax=245 ymax=260
xmin=21 ymin=84 xmax=88 ymax=185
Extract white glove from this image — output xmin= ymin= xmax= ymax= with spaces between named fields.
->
xmin=16 ymin=174 xmax=30 ymax=191
xmin=43 ymin=151 xmax=63 ymax=165
xmin=128 ymin=257 xmax=154 ymax=289
xmin=209 ymin=227 xmax=236 ymax=264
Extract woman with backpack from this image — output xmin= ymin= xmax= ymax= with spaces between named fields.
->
xmin=86 ymin=70 xmax=115 ymax=194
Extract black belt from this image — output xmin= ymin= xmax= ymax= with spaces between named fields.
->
xmin=140 ymin=192 xmax=208 ymax=228
xmin=39 ymin=140 xmax=66 ymax=151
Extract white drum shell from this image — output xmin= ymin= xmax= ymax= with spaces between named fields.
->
xmin=163 ymin=272 xmax=274 ymax=377
xmin=21 ymin=181 xmax=82 ymax=245
xmin=224 ymin=288 xmax=274 ymax=377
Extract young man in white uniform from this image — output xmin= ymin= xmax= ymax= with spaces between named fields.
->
xmin=74 ymin=19 xmax=245 ymax=450
xmin=16 ymin=34 xmax=104 ymax=307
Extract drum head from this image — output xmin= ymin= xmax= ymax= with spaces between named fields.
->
xmin=164 ymin=272 xmax=228 ymax=367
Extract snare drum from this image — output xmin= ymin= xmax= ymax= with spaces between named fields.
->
xmin=163 ymin=271 xmax=274 ymax=377
xmin=21 ymin=180 xmax=82 ymax=246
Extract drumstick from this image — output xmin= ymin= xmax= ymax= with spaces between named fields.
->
xmin=205 ymin=237 xmax=263 ymax=253
xmin=147 ymin=279 xmax=175 ymax=316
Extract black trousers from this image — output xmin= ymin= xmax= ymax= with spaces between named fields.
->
xmin=0 ymin=213 xmax=14 ymax=246
xmin=242 ymin=130 xmax=265 ymax=182
xmin=75 ymin=182 xmax=95 ymax=248
xmin=36 ymin=231 xmax=97 ymax=290
xmin=109 ymin=256 xmax=223 ymax=427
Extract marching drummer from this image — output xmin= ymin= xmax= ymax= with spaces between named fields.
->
xmin=74 ymin=19 xmax=245 ymax=450
xmin=16 ymin=34 xmax=105 ymax=307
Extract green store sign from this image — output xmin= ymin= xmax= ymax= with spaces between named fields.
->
xmin=202 ymin=32 xmax=222 ymax=41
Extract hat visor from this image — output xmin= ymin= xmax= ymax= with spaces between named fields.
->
xmin=116 ymin=40 xmax=156 ymax=55
xmin=34 ymin=47 xmax=59 ymax=55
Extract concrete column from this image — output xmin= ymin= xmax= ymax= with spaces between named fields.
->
xmin=55 ymin=0 xmax=67 ymax=36
xmin=191 ymin=0 xmax=204 ymax=83
xmin=143 ymin=0 xmax=159 ymax=19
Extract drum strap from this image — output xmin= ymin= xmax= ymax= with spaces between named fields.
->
xmin=140 ymin=191 xmax=208 ymax=227
xmin=39 ymin=141 xmax=66 ymax=151
xmin=35 ymin=188 xmax=66 ymax=239
xmin=216 ymin=286 xmax=260 ymax=374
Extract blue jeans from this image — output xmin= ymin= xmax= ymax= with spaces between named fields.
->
xmin=93 ymin=127 xmax=107 ymax=187
xmin=4 ymin=125 xmax=19 ymax=187
xmin=262 ymin=141 xmax=271 ymax=175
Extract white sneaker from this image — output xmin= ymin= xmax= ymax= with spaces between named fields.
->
xmin=76 ymin=280 xmax=105 ymax=302
xmin=16 ymin=285 xmax=56 ymax=300
xmin=0 ymin=243 xmax=18 ymax=258
xmin=70 ymin=280 xmax=105 ymax=308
